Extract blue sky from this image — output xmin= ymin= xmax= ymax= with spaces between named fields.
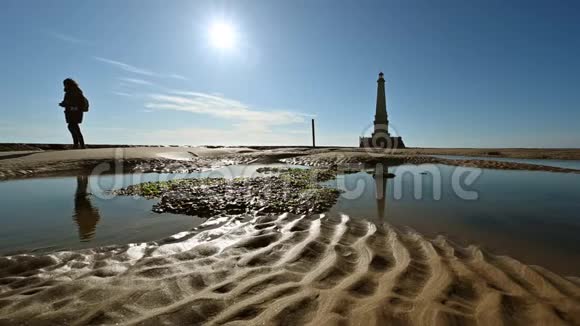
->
xmin=0 ymin=0 xmax=579 ymax=147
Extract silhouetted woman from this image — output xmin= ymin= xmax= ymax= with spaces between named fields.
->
xmin=59 ymin=78 xmax=87 ymax=149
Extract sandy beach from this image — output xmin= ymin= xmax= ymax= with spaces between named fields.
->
xmin=0 ymin=146 xmax=579 ymax=325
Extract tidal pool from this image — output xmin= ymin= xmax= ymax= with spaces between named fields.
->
xmin=0 ymin=164 xmax=292 ymax=254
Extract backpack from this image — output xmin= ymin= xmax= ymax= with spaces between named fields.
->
xmin=81 ymin=96 xmax=90 ymax=112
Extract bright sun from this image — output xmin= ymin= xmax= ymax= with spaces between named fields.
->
xmin=209 ymin=21 xmax=235 ymax=49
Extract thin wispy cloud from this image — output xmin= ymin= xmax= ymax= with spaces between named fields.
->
xmin=145 ymin=91 xmax=310 ymax=128
xmin=88 ymin=89 xmax=314 ymax=144
xmin=94 ymin=57 xmax=154 ymax=76
xmin=119 ymin=77 xmax=154 ymax=86
xmin=94 ymin=57 xmax=188 ymax=81
xmin=168 ymin=74 xmax=188 ymax=81
xmin=112 ymin=91 xmax=135 ymax=97
xmin=47 ymin=32 xmax=91 ymax=45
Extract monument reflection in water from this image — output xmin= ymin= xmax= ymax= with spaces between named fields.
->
xmin=372 ymin=164 xmax=390 ymax=220
xmin=73 ymin=175 xmax=100 ymax=241
xmin=327 ymin=164 xmax=393 ymax=221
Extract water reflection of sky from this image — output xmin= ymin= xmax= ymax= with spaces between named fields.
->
xmin=0 ymin=164 xmax=295 ymax=254
xmin=326 ymin=164 xmax=580 ymax=275
xmin=430 ymin=154 xmax=580 ymax=170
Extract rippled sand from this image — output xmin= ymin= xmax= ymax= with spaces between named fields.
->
xmin=1 ymin=214 xmax=579 ymax=325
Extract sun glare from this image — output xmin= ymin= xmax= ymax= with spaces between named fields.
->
xmin=209 ymin=21 xmax=236 ymax=49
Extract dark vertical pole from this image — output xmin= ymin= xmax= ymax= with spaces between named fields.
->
xmin=311 ymin=119 xmax=316 ymax=148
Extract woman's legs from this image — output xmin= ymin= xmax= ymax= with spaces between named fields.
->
xmin=77 ymin=125 xmax=85 ymax=149
xmin=68 ymin=123 xmax=85 ymax=149
xmin=67 ymin=123 xmax=79 ymax=147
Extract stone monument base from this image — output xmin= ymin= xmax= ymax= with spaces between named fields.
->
xmin=359 ymin=136 xmax=405 ymax=149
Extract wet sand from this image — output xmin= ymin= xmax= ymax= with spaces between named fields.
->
xmin=1 ymin=146 xmax=579 ymax=180
xmin=280 ymin=151 xmax=580 ymax=173
xmin=0 ymin=147 xmax=256 ymax=180
xmin=0 ymin=214 xmax=578 ymax=325
xmin=401 ymin=147 xmax=580 ymax=160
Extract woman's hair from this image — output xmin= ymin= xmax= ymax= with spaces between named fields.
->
xmin=63 ymin=78 xmax=79 ymax=91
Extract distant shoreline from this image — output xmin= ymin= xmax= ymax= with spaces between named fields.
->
xmin=2 ymin=143 xmax=580 ymax=160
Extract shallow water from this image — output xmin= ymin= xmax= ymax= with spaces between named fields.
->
xmin=430 ymin=154 xmax=580 ymax=170
xmin=325 ymin=164 xmax=580 ymax=275
xmin=0 ymin=164 xmax=292 ymax=254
